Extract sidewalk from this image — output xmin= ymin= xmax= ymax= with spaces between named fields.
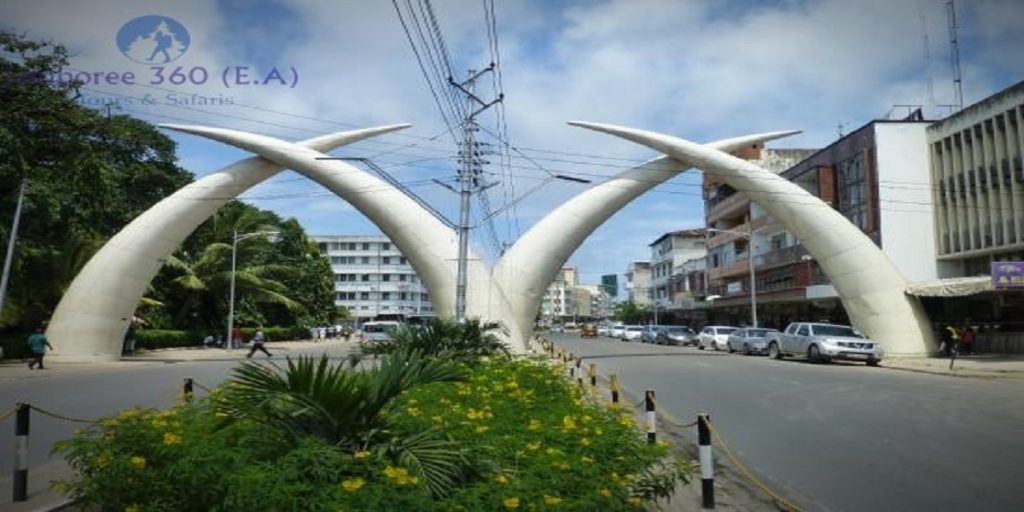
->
xmin=0 ymin=338 xmax=354 ymax=382
xmin=884 ymin=353 xmax=1024 ymax=380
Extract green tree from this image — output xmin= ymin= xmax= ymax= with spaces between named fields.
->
xmin=614 ymin=301 xmax=650 ymax=324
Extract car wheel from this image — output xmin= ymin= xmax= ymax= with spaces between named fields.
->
xmin=867 ymin=359 xmax=880 ymax=367
xmin=727 ymin=342 xmax=735 ymax=354
xmin=808 ymin=344 xmax=822 ymax=363
xmin=769 ymin=342 xmax=783 ymax=360
xmin=742 ymin=343 xmax=749 ymax=355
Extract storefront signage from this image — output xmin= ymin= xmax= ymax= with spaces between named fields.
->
xmin=991 ymin=261 xmax=1024 ymax=288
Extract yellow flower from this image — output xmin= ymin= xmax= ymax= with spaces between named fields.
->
xmin=124 ymin=504 xmax=141 ymax=512
xmin=526 ymin=441 xmax=541 ymax=451
xmin=495 ymin=474 xmax=510 ymax=484
xmin=384 ymin=466 xmax=419 ymax=486
xmin=579 ymin=437 xmax=591 ymax=447
xmin=50 ymin=482 xmax=71 ymax=494
xmin=341 ymin=478 xmax=366 ymax=492
xmin=354 ymin=451 xmax=371 ymax=460
xmin=562 ymin=416 xmax=576 ymax=430
xmin=527 ymin=419 xmax=541 ymax=430
xmin=94 ymin=453 xmax=112 ymax=468
xmin=214 ymin=411 xmax=229 ymax=418
xmin=475 ymin=425 xmax=490 ymax=433
xmin=627 ymin=497 xmax=644 ymax=507
xmin=581 ymin=456 xmax=594 ymax=464
xmin=503 ymin=497 xmax=520 ymax=509
xmin=598 ymin=488 xmax=612 ymax=497
xmin=162 ymin=432 xmax=181 ymax=446
xmin=130 ymin=456 xmax=146 ymax=469
xmin=594 ymin=427 xmax=604 ymax=436
xmin=543 ymin=495 xmax=563 ymax=505
xmin=431 ymin=415 xmax=444 ymax=424
xmin=556 ymin=462 xmax=571 ymax=470
xmin=406 ymin=407 xmax=420 ymax=416
xmin=619 ymin=415 xmax=635 ymax=427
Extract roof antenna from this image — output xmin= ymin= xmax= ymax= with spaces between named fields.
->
xmin=947 ymin=0 xmax=964 ymax=112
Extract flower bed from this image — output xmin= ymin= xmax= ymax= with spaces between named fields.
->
xmin=56 ymin=357 xmax=689 ymax=510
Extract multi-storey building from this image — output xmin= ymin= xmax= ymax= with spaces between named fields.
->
xmin=624 ymin=261 xmax=652 ymax=306
xmin=649 ymin=229 xmax=706 ymax=310
xmin=541 ymin=266 xmax=577 ymax=322
xmin=312 ymin=235 xmax=434 ymax=321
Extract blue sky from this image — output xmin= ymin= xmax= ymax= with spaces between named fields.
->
xmin=3 ymin=0 xmax=1023 ymax=288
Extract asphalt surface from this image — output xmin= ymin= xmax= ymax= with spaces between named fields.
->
xmin=554 ymin=333 xmax=1024 ymax=512
xmin=0 ymin=342 xmax=355 ymax=473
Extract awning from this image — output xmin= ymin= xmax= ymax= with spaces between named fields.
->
xmin=905 ymin=276 xmax=993 ymax=297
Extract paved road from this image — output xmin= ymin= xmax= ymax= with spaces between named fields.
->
xmin=554 ymin=334 xmax=1024 ymax=512
xmin=0 ymin=342 xmax=355 ymax=472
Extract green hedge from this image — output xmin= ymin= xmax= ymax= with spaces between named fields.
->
xmin=0 ymin=330 xmax=34 ymax=360
xmin=136 ymin=326 xmax=310 ymax=350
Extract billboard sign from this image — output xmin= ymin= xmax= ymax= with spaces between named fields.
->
xmin=601 ymin=274 xmax=618 ymax=297
xmin=992 ymin=261 xmax=1024 ymax=288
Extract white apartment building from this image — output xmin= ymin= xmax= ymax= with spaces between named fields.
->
xmin=312 ymin=235 xmax=434 ymax=320
xmin=649 ymin=229 xmax=706 ymax=309
xmin=624 ymin=261 xmax=652 ymax=306
xmin=541 ymin=266 xmax=578 ymax=321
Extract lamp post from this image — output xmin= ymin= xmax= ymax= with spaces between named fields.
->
xmin=226 ymin=230 xmax=279 ymax=349
xmin=707 ymin=223 xmax=758 ymax=328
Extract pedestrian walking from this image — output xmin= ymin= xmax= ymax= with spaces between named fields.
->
xmin=26 ymin=325 xmax=54 ymax=370
xmin=122 ymin=323 xmax=137 ymax=356
xmin=246 ymin=327 xmax=273 ymax=358
xmin=940 ymin=324 xmax=959 ymax=357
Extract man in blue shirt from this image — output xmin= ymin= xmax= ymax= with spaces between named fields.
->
xmin=27 ymin=325 xmax=54 ymax=370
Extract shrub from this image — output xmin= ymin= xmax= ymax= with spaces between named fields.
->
xmin=134 ymin=326 xmax=311 ymax=350
xmin=56 ymin=358 xmax=692 ymax=510
xmin=357 ymin=317 xmax=510 ymax=362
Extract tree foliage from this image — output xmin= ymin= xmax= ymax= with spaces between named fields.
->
xmin=0 ymin=32 xmax=335 ymax=333
xmin=614 ymin=301 xmax=651 ymax=324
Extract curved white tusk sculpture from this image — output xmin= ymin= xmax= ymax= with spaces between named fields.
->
xmin=47 ymin=124 xmax=411 ymax=362
xmin=568 ymin=121 xmax=935 ymax=355
xmin=491 ymin=130 xmax=802 ymax=343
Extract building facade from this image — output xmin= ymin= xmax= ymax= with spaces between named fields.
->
xmin=649 ymin=229 xmax=707 ymax=310
xmin=312 ymin=235 xmax=434 ymax=321
xmin=624 ymin=261 xmax=652 ymax=306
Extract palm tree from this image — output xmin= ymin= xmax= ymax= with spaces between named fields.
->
xmin=217 ymin=350 xmax=470 ymax=497
xmin=358 ymin=317 xmax=510 ymax=362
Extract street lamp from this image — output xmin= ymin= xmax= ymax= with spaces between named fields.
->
xmin=226 ymin=230 xmax=279 ymax=349
xmin=707 ymin=224 xmax=758 ymax=328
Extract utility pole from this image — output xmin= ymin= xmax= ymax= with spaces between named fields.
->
xmin=0 ymin=181 xmax=28 ymax=319
xmin=449 ymin=65 xmax=502 ymax=320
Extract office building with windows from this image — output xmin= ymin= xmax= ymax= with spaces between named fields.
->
xmin=312 ymin=234 xmax=434 ymax=321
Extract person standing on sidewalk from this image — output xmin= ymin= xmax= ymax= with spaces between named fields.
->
xmin=245 ymin=327 xmax=273 ymax=358
xmin=960 ymin=323 xmax=976 ymax=355
xmin=27 ymin=324 xmax=54 ymax=369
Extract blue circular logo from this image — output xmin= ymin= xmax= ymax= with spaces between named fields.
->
xmin=116 ymin=15 xmax=191 ymax=64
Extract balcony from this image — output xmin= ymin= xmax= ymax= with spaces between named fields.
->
xmin=708 ymin=259 xmax=749 ymax=280
xmin=754 ymin=245 xmax=809 ymax=270
xmin=706 ymin=192 xmax=749 ymax=224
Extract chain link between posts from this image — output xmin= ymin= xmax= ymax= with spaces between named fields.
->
xmin=27 ymin=404 xmax=97 ymax=424
xmin=0 ymin=407 xmax=17 ymax=423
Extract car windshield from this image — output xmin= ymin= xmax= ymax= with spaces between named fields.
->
xmin=667 ymin=328 xmax=688 ymax=334
xmin=716 ymin=328 xmax=736 ymax=335
xmin=364 ymin=324 xmax=398 ymax=333
xmin=813 ymin=325 xmax=861 ymax=337
xmin=627 ymin=327 xmax=643 ymax=332
xmin=746 ymin=329 xmax=772 ymax=337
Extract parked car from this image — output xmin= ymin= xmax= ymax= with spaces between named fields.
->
xmin=697 ymin=326 xmax=738 ymax=351
xmin=362 ymin=321 xmax=401 ymax=343
xmin=726 ymin=328 xmax=778 ymax=355
xmin=640 ymin=325 xmax=666 ymax=343
xmin=609 ymin=325 xmax=626 ymax=338
xmin=766 ymin=322 xmax=883 ymax=365
xmin=597 ymin=325 xmax=611 ymax=336
xmin=580 ymin=324 xmax=598 ymax=337
xmin=656 ymin=326 xmax=697 ymax=346
xmin=620 ymin=325 xmax=644 ymax=342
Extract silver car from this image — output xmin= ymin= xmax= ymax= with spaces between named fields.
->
xmin=767 ymin=322 xmax=884 ymax=365
xmin=726 ymin=328 xmax=778 ymax=355
xmin=697 ymin=326 xmax=738 ymax=351
xmin=620 ymin=325 xmax=644 ymax=342
xmin=656 ymin=326 xmax=697 ymax=346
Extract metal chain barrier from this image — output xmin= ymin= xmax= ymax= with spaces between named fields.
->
xmin=705 ymin=418 xmax=804 ymax=512
xmin=27 ymin=404 xmax=97 ymax=424
xmin=192 ymin=380 xmax=215 ymax=393
xmin=0 ymin=407 xmax=17 ymax=423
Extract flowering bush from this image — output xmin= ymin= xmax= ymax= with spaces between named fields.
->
xmin=56 ymin=357 xmax=691 ymax=510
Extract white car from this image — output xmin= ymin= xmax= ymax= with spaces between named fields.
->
xmin=697 ymin=326 xmax=738 ymax=351
xmin=620 ymin=325 xmax=644 ymax=342
xmin=609 ymin=325 xmax=626 ymax=338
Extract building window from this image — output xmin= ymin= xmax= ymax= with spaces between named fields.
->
xmin=399 ymin=274 xmax=407 ymax=282
xmin=362 ymin=274 xmax=370 ymax=282
xmin=837 ymin=153 xmax=868 ymax=231
xmin=400 ymin=292 xmax=407 ymax=300
xmin=383 ymin=257 xmax=391 ymax=264
xmin=400 ymin=257 xmax=407 ymax=265
xmin=362 ymin=243 xmax=370 ymax=250
xmin=383 ymin=274 xmax=391 ymax=282
xmin=382 ymin=243 xmax=391 ymax=250
xmin=382 ymin=292 xmax=391 ymax=300
xmin=360 ymin=292 xmax=370 ymax=300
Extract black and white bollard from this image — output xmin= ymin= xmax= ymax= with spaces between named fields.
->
xmin=698 ymin=413 xmax=715 ymax=509
xmin=644 ymin=390 xmax=656 ymax=443
xmin=183 ymin=378 xmax=194 ymax=401
xmin=13 ymin=402 xmax=29 ymax=502
xmin=576 ymin=358 xmax=584 ymax=386
xmin=610 ymin=374 xmax=621 ymax=406
xmin=588 ymin=364 xmax=597 ymax=393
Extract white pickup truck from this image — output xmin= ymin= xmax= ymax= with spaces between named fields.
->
xmin=766 ymin=322 xmax=883 ymax=366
